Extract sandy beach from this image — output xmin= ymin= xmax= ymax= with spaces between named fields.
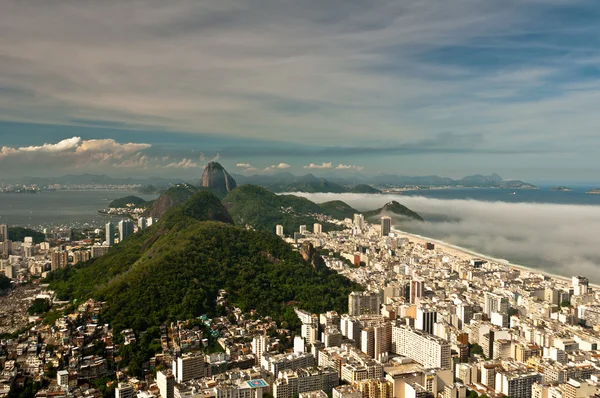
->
xmin=390 ymin=227 xmax=591 ymax=288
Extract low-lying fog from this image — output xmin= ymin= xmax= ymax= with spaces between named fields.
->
xmin=292 ymin=192 xmax=600 ymax=281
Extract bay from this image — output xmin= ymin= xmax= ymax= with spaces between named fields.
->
xmin=0 ymin=190 xmax=158 ymax=229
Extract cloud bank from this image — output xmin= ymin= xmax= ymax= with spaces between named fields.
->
xmin=0 ymin=136 xmax=207 ymax=173
xmin=294 ymin=192 xmax=600 ymax=281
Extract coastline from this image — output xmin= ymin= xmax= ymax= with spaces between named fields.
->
xmin=390 ymin=227 xmax=596 ymax=288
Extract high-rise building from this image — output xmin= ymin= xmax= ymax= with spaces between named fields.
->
xmin=410 ymin=279 xmax=424 ymax=304
xmin=494 ymin=370 xmax=541 ymax=398
xmin=299 ymin=225 xmax=307 ymax=234
xmin=137 ymin=217 xmax=147 ymax=231
xmin=173 ymin=354 xmax=208 ymax=383
xmin=314 ymin=223 xmax=322 ymax=234
xmin=416 ymin=306 xmax=438 ymax=335
xmin=353 ymin=214 xmax=364 ymax=230
xmin=157 ymin=370 xmax=175 ymax=398
xmin=355 ymin=378 xmax=393 ymax=398
xmin=484 ymin=292 xmax=509 ymax=318
xmin=147 ymin=217 xmax=156 ymax=227
xmin=51 ymin=251 xmax=69 ymax=271
xmin=91 ymin=245 xmax=110 ymax=258
xmin=0 ymin=224 xmax=7 ymax=242
xmin=572 ymin=276 xmax=589 ymax=296
xmin=391 ymin=325 xmax=451 ymax=369
xmin=252 ymin=334 xmax=268 ymax=365
xmin=349 ymin=291 xmax=383 ymax=316
xmin=118 ymin=220 xmax=134 ymax=242
xmin=105 ymin=222 xmax=115 ymax=247
xmin=380 ymin=217 xmax=391 ymax=237
xmin=115 ymin=383 xmax=134 ymax=398
xmin=276 ymin=225 xmax=284 ymax=237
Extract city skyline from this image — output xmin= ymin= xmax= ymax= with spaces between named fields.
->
xmin=1 ymin=1 xmax=600 ymax=181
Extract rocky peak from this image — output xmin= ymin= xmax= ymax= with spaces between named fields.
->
xmin=201 ymin=162 xmax=237 ymax=193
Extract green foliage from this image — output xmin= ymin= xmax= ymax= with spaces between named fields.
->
xmin=28 ymin=298 xmax=51 ymax=315
xmin=560 ymin=300 xmax=571 ymax=308
xmin=160 ymin=184 xmax=199 ymax=203
xmin=7 ymin=227 xmax=45 ymax=244
xmin=0 ymin=274 xmax=11 ymax=290
xmin=223 ymin=185 xmax=343 ymax=233
xmin=466 ymin=390 xmax=479 ymax=398
xmin=91 ymin=377 xmax=116 ymax=398
xmin=348 ymin=184 xmax=381 ymax=194
xmin=163 ymin=191 xmax=233 ymax=226
xmin=363 ymin=201 xmax=423 ymax=222
xmin=47 ymin=192 xmax=359 ymax=333
xmin=318 ymin=201 xmax=358 ymax=220
xmin=109 ymin=196 xmax=147 ymax=208
xmin=469 ymin=343 xmax=485 ymax=358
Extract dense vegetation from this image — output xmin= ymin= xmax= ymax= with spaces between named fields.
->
xmin=363 ymin=200 xmax=424 ymax=222
xmin=318 ymin=201 xmax=359 ymax=220
xmin=28 ymin=298 xmax=51 ymax=315
xmin=8 ymin=227 xmax=45 ymax=244
xmin=0 ymin=274 xmax=11 ymax=290
xmin=348 ymin=184 xmax=382 ymax=194
xmin=108 ymin=196 xmax=147 ymax=208
xmin=223 ymin=185 xmax=343 ymax=234
xmin=46 ymin=191 xmax=359 ymax=333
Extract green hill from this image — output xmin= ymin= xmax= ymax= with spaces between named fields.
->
xmin=319 ymin=201 xmax=358 ymax=220
xmin=363 ymin=201 xmax=423 ymax=222
xmin=223 ymin=185 xmax=344 ymax=234
xmin=8 ymin=227 xmax=45 ymax=244
xmin=45 ymin=191 xmax=358 ymax=333
xmin=108 ymin=195 xmax=147 ymax=208
xmin=348 ymin=184 xmax=382 ymax=194
xmin=145 ymin=183 xmax=198 ymax=218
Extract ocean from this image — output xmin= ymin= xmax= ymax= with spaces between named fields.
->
xmin=0 ymin=190 xmax=158 ymax=229
xmin=397 ymin=186 xmax=600 ymax=206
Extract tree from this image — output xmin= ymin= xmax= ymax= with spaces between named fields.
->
xmin=28 ymin=299 xmax=51 ymax=315
xmin=469 ymin=343 xmax=485 ymax=358
xmin=0 ymin=274 xmax=11 ymax=290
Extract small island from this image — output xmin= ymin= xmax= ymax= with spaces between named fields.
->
xmin=586 ymin=188 xmax=600 ymax=195
xmin=551 ymin=186 xmax=572 ymax=192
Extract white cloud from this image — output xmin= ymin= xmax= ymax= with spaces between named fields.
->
xmin=264 ymin=163 xmax=292 ymax=171
xmin=0 ymin=136 xmax=155 ymax=171
xmin=19 ymin=137 xmax=82 ymax=153
xmin=164 ymin=158 xmax=199 ymax=169
xmin=336 ymin=164 xmax=363 ymax=171
xmin=236 ymin=163 xmax=252 ymax=168
xmin=304 ymin=162 xmax=332 ymax=169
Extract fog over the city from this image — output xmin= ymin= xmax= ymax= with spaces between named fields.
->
xmin=293 ymin=192 xmax=600 ymax=281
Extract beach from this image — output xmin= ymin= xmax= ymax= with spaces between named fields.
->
xmin=391 ymin=227 xmax=587 ymax=288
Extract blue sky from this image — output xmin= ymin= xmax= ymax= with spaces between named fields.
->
xmin=1 ymin=0 xmax=599 ymax=182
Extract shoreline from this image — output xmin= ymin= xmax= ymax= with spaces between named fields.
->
xmin=390 ymin=227 xmax=598 ymax=289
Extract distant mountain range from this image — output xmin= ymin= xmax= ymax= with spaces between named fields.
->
xmin=232 ymin=171 xmax=536 ymax=192
xmin=4 ymin=170 xmax=536 ymax=193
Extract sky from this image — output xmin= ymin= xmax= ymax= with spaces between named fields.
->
xmin=1 ymin=0 xmax=600 ymax=181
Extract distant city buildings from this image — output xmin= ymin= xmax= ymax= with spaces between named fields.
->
xmin=118 ymin=219 xmax=134 ymax=242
